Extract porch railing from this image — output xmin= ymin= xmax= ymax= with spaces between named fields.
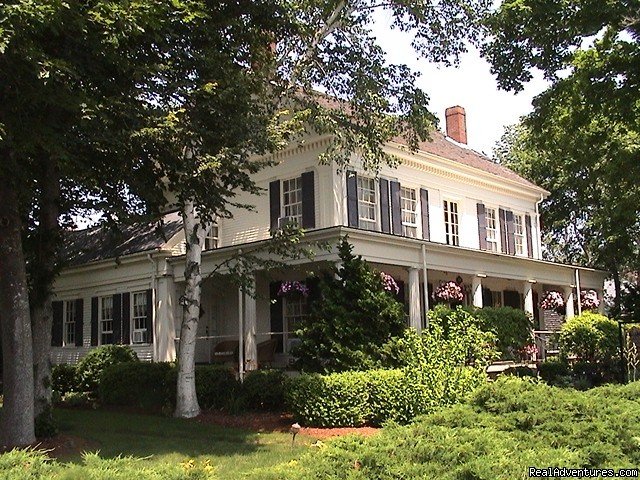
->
xmin=532 ymin=330 xmax=560 ymax=362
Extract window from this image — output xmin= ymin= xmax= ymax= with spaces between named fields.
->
xmin=401 ymin=187 xmax=418 ymax=237
xmin=485 ymin=207 xmax=499 ymax=252
xmin=282 ymin=177 xmax=303 ymax=226
xmin=443 ymin=200 xmax=459 ymax=246
xmin=357 ymin=176 xmax=377 ymax=230
xmin=99 ymin=296 xmax=114 ymax=345
xmin=514 ymin=214 xmax=525 ymax=255
xmin=204 ymin=222 xmax=219 ymax=250
xmin=63 ymin=300 xmax=76 ymax=346
xmin=131 ymin=291 xmax=149 ymax=344
xmin=283 ymin=296 xmax=309 ymax=353
xmin=491 ymin=291 xmax=503 ymax=308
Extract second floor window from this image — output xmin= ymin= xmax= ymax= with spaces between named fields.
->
xmin=64 ymin=300 xmax=76 ymax=346
xmin=282 ymin=177 xmax=303 ymax=225
xmin=514 ymin=213 xmax=525 ymax=255
xmin=204 ymin=222 xmax=219 ymax=250
xmin=100 ymin=296 xmax=114 ymax=345
xmin=485 ymin=208 xmax=499 ymax=252
xmin=357 ymin=176 xmax=377 ymax=230
xmin=131 ymin=291 xmax=149 ymax=344
xmin=443 ymin=200 xmax=459 ymax=246
xmin=401 ymin=187 xmax=418 ymax=238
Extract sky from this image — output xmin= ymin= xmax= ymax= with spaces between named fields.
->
xmin=371 ymin=12 xmax=550 ymax=157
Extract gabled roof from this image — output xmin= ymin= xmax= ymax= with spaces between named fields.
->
xmin=392 ymin=130 xmax=542 ymax=191
xmin=62 ymin=212 xmax=183 ymax=266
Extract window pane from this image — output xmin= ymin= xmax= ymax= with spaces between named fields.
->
xmin=357 ymin=177 xmax=377 ymax=230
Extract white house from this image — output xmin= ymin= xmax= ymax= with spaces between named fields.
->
xmin=50 ymin=106 xmax=607 ymax=370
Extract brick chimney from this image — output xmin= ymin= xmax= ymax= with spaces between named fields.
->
xmin=445 ymin=106 xmax=467 ymax=144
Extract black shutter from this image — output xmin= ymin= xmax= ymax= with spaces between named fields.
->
xmin=420 ymin=188 xmax=430 ymax=240
xmin=525 ymin=214 xmax=534 ymax=257
xmin=269 ymin=282 xmax=284 ymax=353
xmin=499 ymin=208 xmax=507 ymax=253
xmin=346 ymin=170 xmax=358 ymax=227
xmin=74 ymin=299 xmax=84 ymax=347
xmin=122 ymin=292 xmax=131 ymax=345
xmin=269 ymin=180 xmax=280 ymax=231
xmin=301 ymin=171 xmax=316 ymax=229
xmin=503 ymin=290 xmax=521 ymax=309
xmin=482 ymin=288 xmax=493 ymax=307
xmin=51 ymin=301 xmax=63 ymax=347
xmin=395 ymin=280 xmax=406 ymax=310
xmin=477 ymin=203 xmax=487 ymax=250
xmin=379 ymin=178 xmax=390 ymax=233
xmin=390 ymin=181 xmax=402 ymax=235
xmin=146 ymin=289 xmax=154 ymax=344
xmin=506 ymin=210 xmax=516 ymax=255
xmin=112 ymin=294 xmax=122 ymax=344
xmin=91 ymin=297 xmax=99 ymax=346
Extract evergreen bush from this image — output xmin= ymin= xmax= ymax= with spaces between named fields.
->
xmin=473 ymin=306 xmax=533 ymax=359
xmin=292 ymin=237 xmax=406 ymax=373
xmin=239 ymin=369 xmax=288 ymax=411
xmin=51 ymin=363 xmax=78 ymax=397
xmin=76 ymin=345 xmax=139 ymax=397
xmin=100 ymin=362 xmax=174 ymax=409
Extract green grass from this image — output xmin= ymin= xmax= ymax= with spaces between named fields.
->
xmin=48 ymin=408 xmax=310 ymax=477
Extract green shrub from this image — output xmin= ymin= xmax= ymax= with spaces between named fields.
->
xmin=473 ymin=307 xmax=533 ymax=359
xmin=367 ymin=369 xmax=428 ymax=425
xmin=76 ymin=345 xmax=139 ymax=397
xmin=240 ymin=369 xmax=288 ymax=411
xmin=293 ymin=238 xmax=406 ymax=373
xmin=286 ymin=371 xmax=371 ymax=427
xmin=100 ymin=362 xmax=175 ymax=409
xmin=254 ymin=378 xmax=640 ymax=480
xmin=34 ymin=406 xmax=58 ymax=438
xmin=538 ymin=359 xmax=570 ymax=385
xmin=52 ymin=363 xmax=78 ymax=396
xmin=166 ymin=365 xmax=239 ymax=410
xmin=558 ymin=312 xmax=619 ymax=363
xmin=62 ymin=391 xmax=93 ymax=407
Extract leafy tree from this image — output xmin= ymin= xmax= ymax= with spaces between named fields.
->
xmin=293 ymin=238 xmax=406 ymax=372
xmin=485 ymin=0 xmax=640 ymax=305
xmin=142 ymin=0 xmax=493 ymax=417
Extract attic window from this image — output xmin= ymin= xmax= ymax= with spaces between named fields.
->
xmin=204 ymin=222 xmax=219 ymax=250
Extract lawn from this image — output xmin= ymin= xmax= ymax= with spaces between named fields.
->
xmin=1 ymin=407 xmax=314 ymax=478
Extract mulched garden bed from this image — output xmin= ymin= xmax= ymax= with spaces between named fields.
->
xmin=196 ymin=411 xmax=379 ymax=439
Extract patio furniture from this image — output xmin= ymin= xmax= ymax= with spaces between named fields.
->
xmin=211 ymin=340 xmax=239 ymax=364
xmin=257 ymin=339 xmax=278 ymax=368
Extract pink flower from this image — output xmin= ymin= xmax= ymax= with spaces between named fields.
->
xmin=380 ymin=272 xmax=400 ymax=294
xmin=580 ymin=290 xmax=600 ymax=310
xmin=540 ymin=290 xmax=564 ymax=311
xmin=278 ymin=281 xmax=309 ymax=297
xmin=435 ymin=281 xmax=464 ymax=303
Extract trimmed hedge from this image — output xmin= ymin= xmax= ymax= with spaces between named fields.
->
xmin=52 ymin=363 xmax=78 ymax=396
xmin=76 ymin=345 xmax=139 ymax=397
xmin=241 ymin=369 xmax=288 ymax=411
xmin=100 ymin=362 xmax=174 ymax=409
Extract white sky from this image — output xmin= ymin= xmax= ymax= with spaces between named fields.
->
xmin=372 ymin=13 xmax=550 ymax=157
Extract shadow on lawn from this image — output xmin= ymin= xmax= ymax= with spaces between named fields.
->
xmin=51 ymin=407 xmax=295 ymax=463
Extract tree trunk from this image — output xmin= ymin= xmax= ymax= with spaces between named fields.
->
xmin=32 ymin=159 xmax=60 ymax=418
xmin=174 ymin=199 xmax=206 ymax=418
xmin=0 ymin=173 xmax=36 ymax=448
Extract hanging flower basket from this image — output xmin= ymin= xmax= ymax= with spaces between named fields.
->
xmin=580 ymin=290 xmax=600 ymax=311
xmin=380 ymin=272 xmax=399 ymax=294
xmin=278 ymin=281 xmax=309 ymax=297
xmin=540 ymin=290 xmax=564 ymax=312
xmin=434 ymin=281 xmax=464 ymax=304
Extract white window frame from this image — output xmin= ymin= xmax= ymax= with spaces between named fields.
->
xmin=99 ymin=296 xmax=114 ymax=346
xmin=63 ymin=300 xmax=76 ymax=347
xmin=283 ymin=295 xmax=309 ymax=354
xmin=357 ymin=176 xmax=378 ymax=231
xmin=400 ymin=186 xmax=418 ymax=238
xmin=204 ymin=221 xmax=219 ymax=250
xmin=443 ymin=199 xmax=460 ymax=246
xmin=485 ymin=206 xmax=500 ymax=253
xmin=131 ymin=291 xmax=149 ymax=345
xmin=282 ymin=177 xmax=303 ymax=226
xmin=513 ymin=212 xmax=527 ymax=256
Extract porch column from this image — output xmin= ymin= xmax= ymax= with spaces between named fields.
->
xmin=472 ymin=276 xmax=483 ymax=308
xmin=564 ymin=286 xmax=575 ymax=319
xmin=244 ymin=276 xmax=258 ymax=372
xmin=597 ymin=289 xmax=606 ymax=314
xmin=155 ymin=275 xmax=177 ymax=362
xmin=408 ymin=268 xmax=421 ymax=333
xmin=523 ymin=281 xmax=535 ymax=319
